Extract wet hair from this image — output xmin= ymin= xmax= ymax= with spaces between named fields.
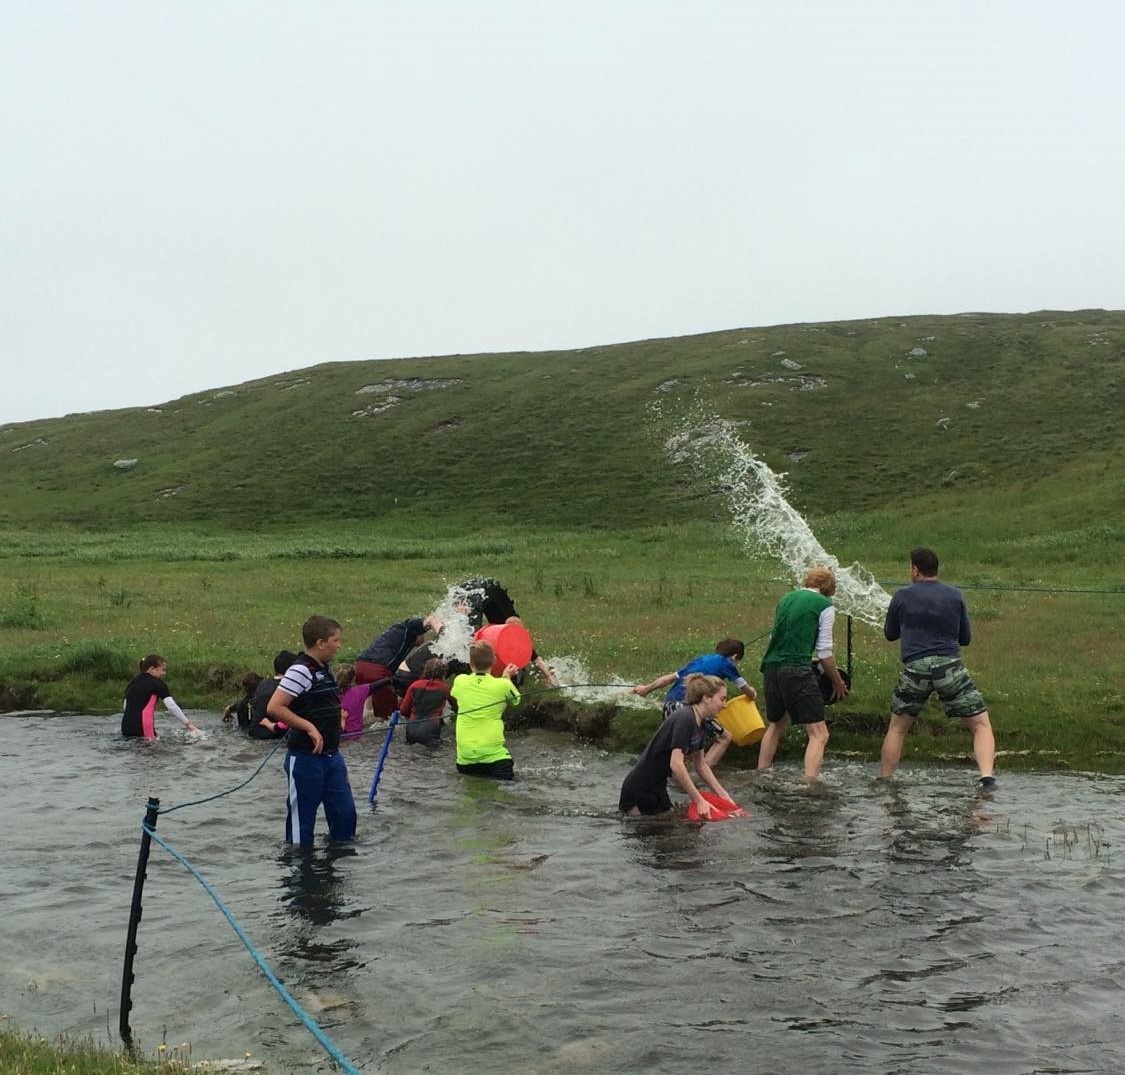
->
xmin=803 ymin=566 xmax=836 ymax=596
xmin=302 ymin=615 xmax=341 ymax=649
xmin=335 ymin=664 xmax=356 ymax=691
xmin=273 ymin=649 xmax=299 ymax=675
xmin=684 ymin=673 xmax=725 ymax=705
xmin=911 ymin=547 xmax=939 ymax=577
xmin=468 ymin=641 xmax=495 ymax=673
xmin=139 ymin=653 xmax=165 ymax=673
xmin=240 ymin=671 xmax=263 ymax=695
xmin=422 ymin=656 xmax=447 ymax=680
xmin=715 ymin=637 xmax=745 ymax=661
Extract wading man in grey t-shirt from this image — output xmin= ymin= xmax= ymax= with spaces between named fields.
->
xmin=879 ymin=547 xmax=997 ymax=789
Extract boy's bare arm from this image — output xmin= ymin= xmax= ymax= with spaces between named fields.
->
xmin=632 ymin=672 xmax=677 ymax=697
xmin=267 ymin=688 xmax=323 ymax=753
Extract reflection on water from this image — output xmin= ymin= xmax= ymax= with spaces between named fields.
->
xmin=752 ymin=771 xmax=848 ymax=860
xmin=619 ymin=815 xmax=708 ymax=871
xmin=276 ymin=845 xmax=365 ymax=957
xmin=1 ymin=715 xmax=1123 ymax=1075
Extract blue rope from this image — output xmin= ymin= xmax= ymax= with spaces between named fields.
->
xmin=156 ymin=682 xmax=655 ymax=817
xmin=367 ymin=711 xmax=400 ymax=805
xmin=142 ymin=823 xmax=365 ymax=1075
xmin=157 ymin=739 xmax=286 ymax=815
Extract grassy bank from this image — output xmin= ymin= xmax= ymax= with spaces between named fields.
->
xmin=1 ymin=517 xmax=1120 ymax=772
xmin=0 ymin=1025 xmax=194 ymax=1074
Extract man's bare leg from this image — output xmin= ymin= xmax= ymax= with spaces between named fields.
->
xmin=964 ymin=711 xmax=995 ymax=778
xmin=879 ymin=713 xmax=915 ymax=778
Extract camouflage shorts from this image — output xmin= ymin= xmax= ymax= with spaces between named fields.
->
xmin=891 ymin=655 xmax=986 ymax=719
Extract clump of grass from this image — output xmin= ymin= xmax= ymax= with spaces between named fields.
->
xmin=200 ymin=662 xmax=242 ymax=691
xmin=0 ymin=1026 xmax=178 ymax=1073
xmin=281 ymin=545 xmax=385 ymax=560
xmin=276 ymin=539 xmax=517 ymax=561
xmin=55 ymin=640 xmax=135 ymax=681
xmin=0 ymin=585 xmax=45 ymax=630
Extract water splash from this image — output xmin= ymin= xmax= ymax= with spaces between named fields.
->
xmin=546 ymin=655 xmax=647 ymax=708
xmin=427 ymin=581 xmax=480 ymax=665
xmin=661 ymin=405 xmax=890 ymax=627
xmin=426 ymin=584 xmax=647 ymax=707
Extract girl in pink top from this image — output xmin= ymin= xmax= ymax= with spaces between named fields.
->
xmin=336 ymin=665 xmax=376 ymax=736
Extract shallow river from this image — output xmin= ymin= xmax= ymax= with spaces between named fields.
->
xmin=2 ymin=713 xmax=1122 ymax=1074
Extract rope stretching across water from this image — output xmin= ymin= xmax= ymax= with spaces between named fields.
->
xmin=155 ymin=682 xmax=661 ymax=816
xmin=134 ymin=672 xmax=778 ymax=1068
xmin=157 ymin=739 xmax=287 ymax=816
xmin=141 ymin=824 xmax=365 ymax=1075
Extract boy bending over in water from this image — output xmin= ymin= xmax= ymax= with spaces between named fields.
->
xmin=619 ymin=674 xmax=735 ymax=819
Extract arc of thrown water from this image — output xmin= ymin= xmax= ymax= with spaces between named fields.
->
xmin=663 ymin=411 xmax=891 ymax=628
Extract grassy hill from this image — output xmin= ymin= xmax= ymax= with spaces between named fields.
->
xmin=0 ymin=309 xmax=1122 ymax=762
xmin=2 ymin=309 xmax=1122 ymax=533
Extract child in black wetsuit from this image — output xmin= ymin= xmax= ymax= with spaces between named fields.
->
xmin=455 ymin=578 xmax=557 ymax=686
xmin=223 ymin=672 xmax=264 ymax=731
xmin=121 ymin=654 xmax=200 ymax=738
xmin=246 ymin=651 xmax=297 ymax=739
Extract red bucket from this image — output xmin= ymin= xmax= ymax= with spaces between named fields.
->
xmin=686 ymin=790 xmax=749 ymax=823
xmin=473 ymin=623 xmax=534 ymax=676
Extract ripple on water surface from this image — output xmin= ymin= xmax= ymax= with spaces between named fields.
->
xmin=1 ymin=715 xmax=1123 ymax=1074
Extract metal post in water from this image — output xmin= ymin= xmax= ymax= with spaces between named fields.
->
xmin=368 ymin=710 xmax=400 ymax=807
xmin=119 ymin=796 xmax=160 ymax=1049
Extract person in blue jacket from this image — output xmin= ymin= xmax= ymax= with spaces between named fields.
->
xmin=632 ymin=637 xmax=758 ymax=718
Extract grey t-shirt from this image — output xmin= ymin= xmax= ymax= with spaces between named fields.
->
xmin=622 ymin=706 xmax=707 ymax=796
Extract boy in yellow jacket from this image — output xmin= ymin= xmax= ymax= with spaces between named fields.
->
xmin=450 ymin=640 xmax=521 ymax=781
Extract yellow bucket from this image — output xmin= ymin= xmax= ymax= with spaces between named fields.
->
xmin=716 ymin=695 xmax=766 ymax=746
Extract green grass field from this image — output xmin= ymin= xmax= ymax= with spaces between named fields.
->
xmin=0 ymin=516 xmax=1120 ymax=770
xmin=0 ymin=309 xmax=1121 ymax=769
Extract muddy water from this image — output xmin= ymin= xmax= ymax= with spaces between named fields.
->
xmin=2 ymin=713 xmax=1122 ymax=1074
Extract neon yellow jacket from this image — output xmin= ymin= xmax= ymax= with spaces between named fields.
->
xmin=450 ymin=672 xmax=520 ymax=765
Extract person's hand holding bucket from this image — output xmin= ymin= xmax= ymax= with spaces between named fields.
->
xmin=473 ymin=623 xmax=534 ymax=676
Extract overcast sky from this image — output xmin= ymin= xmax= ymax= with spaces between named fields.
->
xmin=2 ymin=0 xmax=1122 ymax=424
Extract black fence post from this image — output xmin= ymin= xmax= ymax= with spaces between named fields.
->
xmin=119 ymin=796 xmax=160 ymax=1049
